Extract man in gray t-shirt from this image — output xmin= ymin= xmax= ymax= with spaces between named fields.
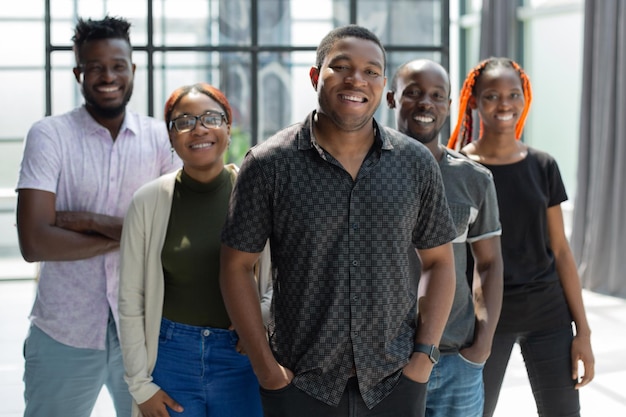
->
xmin=388 ymin=59 xmax=503 ymax=417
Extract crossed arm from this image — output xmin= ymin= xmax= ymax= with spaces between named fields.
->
xmin=16 ymin=188 xmax=122 ymax=262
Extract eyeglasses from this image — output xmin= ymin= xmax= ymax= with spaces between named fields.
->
xmin=168 ymin=111 xmax=227 ymax=133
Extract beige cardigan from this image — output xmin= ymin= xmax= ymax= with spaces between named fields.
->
xmin=118 ymin=166 xmax=271 ymax=416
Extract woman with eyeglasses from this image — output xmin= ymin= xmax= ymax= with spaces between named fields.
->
xmin=118 ymin=83 xmax=268 ymax=417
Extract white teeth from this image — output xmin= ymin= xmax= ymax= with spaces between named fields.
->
xmin=414 ymin=115 xmax=434 ymax=123
xmin=496 ymin=114 xmax=513 ymax=121
xmin=190 ymin=142 xmax=214 ymax=149
xmin=342 ymin=95 xmax=364 ymax=102
xmin=98 ymin=86 xmax=118 ymax=93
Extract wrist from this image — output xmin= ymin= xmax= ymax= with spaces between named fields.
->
xmin=413 ymin=343 xmax=440 ymax=364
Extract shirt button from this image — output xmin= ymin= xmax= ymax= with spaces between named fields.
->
xmin=352 ymin=260 xmax=358 ymax=266
xmin=352 ymin=295 xmax=359 ymax=302
xmin=352 ymin=223 xmax=359 ymax=230
xmin=203 ymin=329 xmax=210 ymax=336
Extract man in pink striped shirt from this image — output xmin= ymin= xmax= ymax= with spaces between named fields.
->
xmin=16 ymin=16 xmax=179 ymax=417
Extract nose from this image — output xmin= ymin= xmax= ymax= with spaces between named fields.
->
xmin=344 ymin=69 xmax=367 ymax=86
xmin=100 ymin=66 xmax=116 ymax=82
xmin=413 ymin=92 xmax=433 ymax=109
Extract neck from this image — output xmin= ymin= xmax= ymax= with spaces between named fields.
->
xmin=183 ymin=164 xmax=225 ymax=184
xmin=86 ymin=107 xmax=125 ymax=140
xmin=469 ymin=132 xmax=527 ymax=164
xmin=312 ymin=112 xmax=375 ymax=156
xmin=422 ymin=137 xmax=444 ymax=161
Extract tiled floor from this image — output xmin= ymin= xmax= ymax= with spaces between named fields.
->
xmin=1 ymin=259 xmax=625 ymax=416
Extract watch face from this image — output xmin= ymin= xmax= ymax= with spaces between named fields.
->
xmin=431 ymin=346 xmax=440 ymax=363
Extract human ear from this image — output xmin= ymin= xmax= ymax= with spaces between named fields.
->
xmin=469 ymin=95 xmax=478 ymax=110
xmin=386 ymin=91 xmax=396 ymax=109
xmin=309 ymin=66 xmax=319 ymax=90
xmin=72 ymin=67 xmax=82 ymax=83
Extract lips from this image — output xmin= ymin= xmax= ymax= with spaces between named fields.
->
xmin=189 ymin=142 xmax=215 ymax=149
xmin=413 ymin=114 xmax=435 ymax=124
xmin=495 ymin=113 xmax=514 ymax=121
xmin=340 ymin=94 xmax=367 ymax=103
xmin=95 ymin=85 xmax=120 ymax=94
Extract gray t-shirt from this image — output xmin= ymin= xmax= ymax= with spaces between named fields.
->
xmin=411 ymin=148 xmax=501 ymax=352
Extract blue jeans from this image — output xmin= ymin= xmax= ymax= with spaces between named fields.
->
xmin=426 ymin=352 xmax=485 ymax=417
xmin=483 ymin=325 xmax=580 ymax=417
xmin=23 ymin=314 xmax=131 ymax=417
xmin=152 ymin=318 xmax=262 ymax=417
xmin=261 ymin=374 xmax=427 ymax=417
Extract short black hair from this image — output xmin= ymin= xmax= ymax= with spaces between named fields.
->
xmin=72 ymin=16 xmax=131 ymax=62
xmin=315 ymin=24 xmax=386 ymax=70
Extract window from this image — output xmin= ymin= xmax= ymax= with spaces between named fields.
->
xmin=0 ymin=0 xmax=449 ymax=256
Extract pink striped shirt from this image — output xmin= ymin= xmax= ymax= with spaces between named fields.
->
xmin=17 ymin=105 xmax=180 ymax=349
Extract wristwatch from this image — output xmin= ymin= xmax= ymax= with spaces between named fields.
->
xmin=413 ymin=343 xmax=440 ymax=364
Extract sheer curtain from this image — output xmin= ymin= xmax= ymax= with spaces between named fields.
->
xmin=478 ymin=0 xmax=518 ymax=59
xmin=571 ymin=0 xmax=626 ymax=298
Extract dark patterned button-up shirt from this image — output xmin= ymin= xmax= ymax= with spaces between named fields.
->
xmin=221 ymin=112 xmax=456 ymax=408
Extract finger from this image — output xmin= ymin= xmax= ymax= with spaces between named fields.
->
xmin=165 ymin=398 xmax=184 ymax=413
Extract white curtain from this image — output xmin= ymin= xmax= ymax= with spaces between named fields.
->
xmin=570 ymin=0 xmax=626 ymax=298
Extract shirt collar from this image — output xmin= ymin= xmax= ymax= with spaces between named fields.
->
xmin=78 ymin=105 xmax=138 ymax=137
xmin=298 ymin=110 xmax=391 ymax=155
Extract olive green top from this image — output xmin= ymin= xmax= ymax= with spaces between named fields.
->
xmin=161 ymin=167 xmax=235 ymax=328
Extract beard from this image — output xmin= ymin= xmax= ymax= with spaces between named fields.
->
xmin=83 ymin=83 xmax=134 ymax=119
xmin=410 ymin=129 xmax=439 ymax=145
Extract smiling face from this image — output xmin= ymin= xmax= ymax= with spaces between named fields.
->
xmin=472 ymin=66 xmax=525 ymax=136
xmin=168 ymin=91 xmax=230 ymax=182
xmin=73 ymin=38 xmax=135 ymax=122
xmin=310 ymin=36 xmax=386 ymax=133
xmin=388 ymin=60 xmax=450 ymax=145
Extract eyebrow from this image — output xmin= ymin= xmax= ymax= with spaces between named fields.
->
xmin=328 ymin=53 xmax=383 ymax=71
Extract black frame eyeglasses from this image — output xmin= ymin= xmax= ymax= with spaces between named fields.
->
xmin=168 ymin=111 xmax=227 ymax=133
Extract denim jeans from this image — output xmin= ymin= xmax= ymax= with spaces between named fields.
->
xmin=425 ymin=352 xmax=485 ymax=417
xmin=261 ymin=374 xmax=427 ymax=417
xmin=23 ymin=313 xmax=131 ymax=417
xmin=151 ymin=318 xmax=262 ymax=417
xmin=483 ymin=325 xmax=580 ymax=417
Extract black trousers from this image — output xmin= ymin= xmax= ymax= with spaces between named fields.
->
xmin=261 ymin=374 xmax=427 ymax=417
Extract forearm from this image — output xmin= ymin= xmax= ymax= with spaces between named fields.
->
xmin=56 ymin=211 xmax=123 ymax=241
xmin=220 ymin=246 xmax=284 ymax=386
xmin=17 ymin=190 xmax=120 ymax=262
xmin=19 ymin=223 xmax=119 ymax=262
xmin=555 ymin=248 xmax=591 ymax=336
xmin=470 ymin=238 xmax=503 ymax=355
xmin=415 ymin=246 xmax=455 ymax=345
xmin=471 ymin=266 xmax=503 ymax=358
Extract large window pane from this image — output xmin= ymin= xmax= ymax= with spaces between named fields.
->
xmin=0 ymin=23 xmax=45 ymax=66
xmin=0 ymin=70 xmax=46 ymax=139
xmin=0 ymin=1 xmax=44 ymax=18
xmin=358 ymin=0 xmax=442 ymax=46
xmin=50 ymin=0 xmax=148 ymax=45
xmin=153 ymin=0 xmax=251 ymax=46
xmin=258 ymin=0 xmax=349 ymax=46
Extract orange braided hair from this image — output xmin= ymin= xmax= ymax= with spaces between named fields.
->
xmin=447 ymin=57 xmax=533 ymax=151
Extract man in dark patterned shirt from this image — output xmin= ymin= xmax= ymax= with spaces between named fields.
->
xmin=220 ymin=25 xmax=457 ymax=417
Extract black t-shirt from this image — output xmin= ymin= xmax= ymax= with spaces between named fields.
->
xmin=481 ymin=148 xmax=572 ymax=332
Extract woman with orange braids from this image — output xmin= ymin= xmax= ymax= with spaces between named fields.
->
xmin=118 ymin=83 xmax=269 ymax=417
xmin=449 ymin=57 xmax=595 ymax=417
